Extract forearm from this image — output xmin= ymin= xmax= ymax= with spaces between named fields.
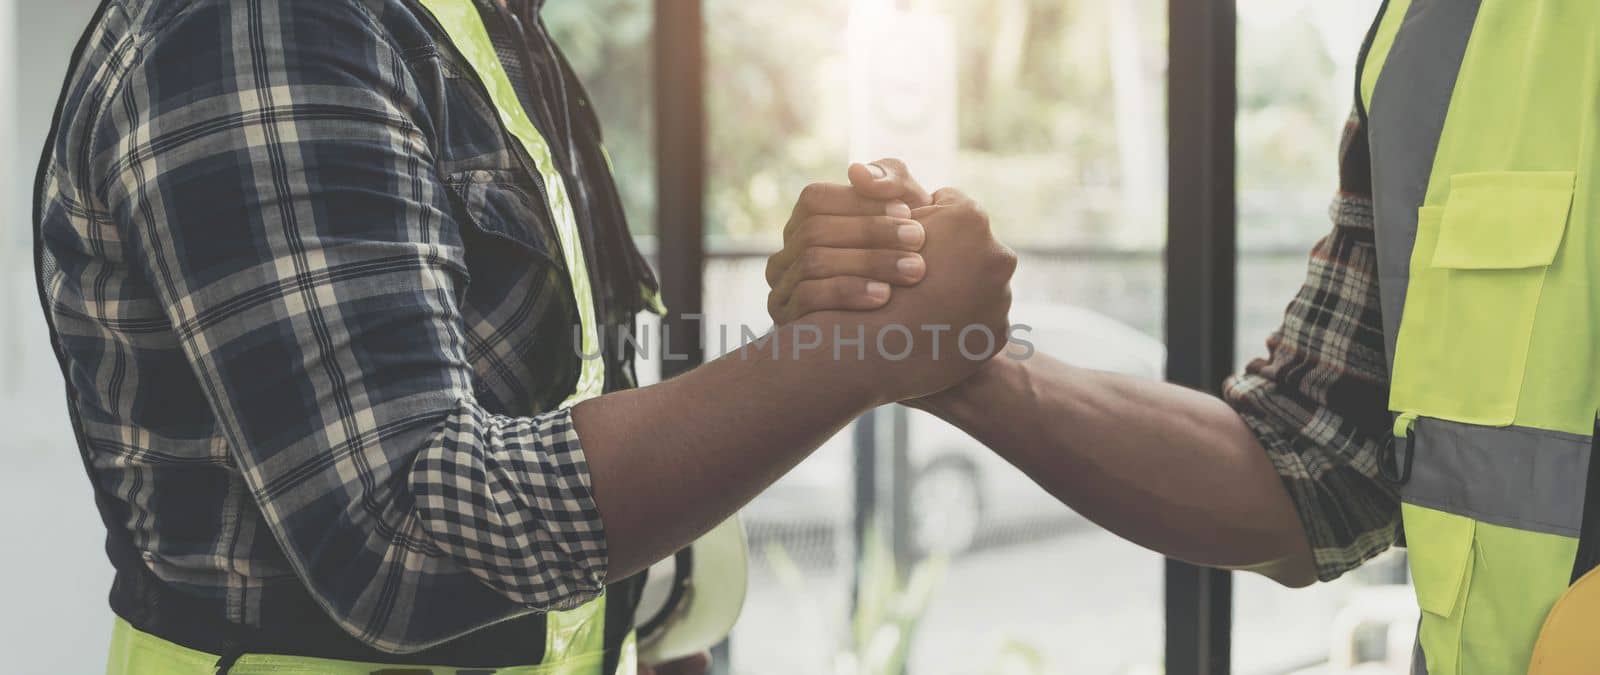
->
xmin=575 ymin=317 xmax=880 ymax=579
xmin=923 ymin=355 xmax=1317 ymax=586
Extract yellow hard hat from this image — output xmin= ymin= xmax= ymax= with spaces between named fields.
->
xmin=1529 ymin=565 xmax=1600 ymax=674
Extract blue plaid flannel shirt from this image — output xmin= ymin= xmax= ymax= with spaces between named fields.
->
xmin=35 ymin=0 xmax=655 ymax=652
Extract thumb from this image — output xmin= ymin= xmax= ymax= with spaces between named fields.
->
xmin=847 ymin=158 xmax=932 ymax=208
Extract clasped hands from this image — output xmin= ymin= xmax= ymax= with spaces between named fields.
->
xmin=764 ymin=159 xmax=1018 ymax=405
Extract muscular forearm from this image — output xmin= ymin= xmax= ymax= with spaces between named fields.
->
xmin=922 ymin=354 xmax=1317 ymax=587
xmin=574 ymin=316 xmax=880 ymax=580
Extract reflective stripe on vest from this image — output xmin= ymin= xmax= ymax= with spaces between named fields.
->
xmin=1362 ymin=0 xmax=1600 ymax=672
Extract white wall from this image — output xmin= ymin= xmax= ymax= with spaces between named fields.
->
xmin=2 ymin=2 xmax=119 ymax=672
xmin=1 ymin=0 xmax=16 ymax=393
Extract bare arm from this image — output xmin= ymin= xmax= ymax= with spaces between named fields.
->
xmin=919 ymin=355 xmax=1317 ymax=586
xmin=576 ymin=319 xmax=876 ymax=579
xmin=765 ymin=159 xmax=1316 ymax=587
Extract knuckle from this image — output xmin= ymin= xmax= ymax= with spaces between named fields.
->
xmin=953 ymin=198 xmax=985 ymax=222
xmin=800 ymin=182 xmax=825 ymax=201
xmin=824 ymin=278 xmax=853 ymax=305
xmin=799 ymin=249 xmax=829 ymax=278
xmin=793 ymin=280 xmax=822 ymax=308
xmin=764 ymin=254 xmax=783 ymax=281
xmin=971 ymin=204 xmax=991 ymax=228
xmin=989 ymin=244 xmax=1018 ymax=273
xmin=799 ymin=182 xmax=828 ymax=207
xmin=793 ymin=217 xmax=823 ymax=247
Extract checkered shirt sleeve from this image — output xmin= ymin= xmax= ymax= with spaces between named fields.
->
xmin=1224 ymin=110 xmax=1403 ymax=582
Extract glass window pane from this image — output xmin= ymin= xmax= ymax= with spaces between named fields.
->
xmin=1235 ymin=2 xmax=1417 ymax=673
xmin=707 ymin=1 xmax=1167 ymax=672
xmin=545 ymin=1 xmax=656 ymax=237
xmin=911 ymin=1 xmax=1166 ymax=671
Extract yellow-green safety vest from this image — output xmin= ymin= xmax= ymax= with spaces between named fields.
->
xmin=1362 ymin=0 xmax=1600 ymax=672
xmin=111 ymin=1 xmax=630 ymax=672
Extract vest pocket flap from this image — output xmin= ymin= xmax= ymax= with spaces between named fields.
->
xmin=1403 ymin=504 xmax=1475 ymax=617
xmin=1432 ymin=171 xmax=1574 ymax=269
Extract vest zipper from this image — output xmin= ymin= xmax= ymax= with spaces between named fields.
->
xmin=1383 ymin=412 xmax=1419 ymax=484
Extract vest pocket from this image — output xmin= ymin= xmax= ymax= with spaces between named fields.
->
xmin=1403 ymin=504 xmax=1476 ymax=675
xmin=1405 ymin=505 xmax=1474 ymax=618
xmin=1404 ymin=503 xmax=1581 ymax=674
xmin=1389 ymin=171 xmax=1575 ymax=426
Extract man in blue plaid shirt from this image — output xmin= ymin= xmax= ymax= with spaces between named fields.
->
xmin=34 ymin=0 xmax=1016 ymax=671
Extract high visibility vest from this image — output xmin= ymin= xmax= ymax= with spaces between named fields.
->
xmin=111 ymin=1 xmax=630 ymax=672
xmin=1361 ymin=1 xmax=1600 ymax=672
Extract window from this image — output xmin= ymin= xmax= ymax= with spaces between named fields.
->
xmin=699 ymin=1 xmax=1168 ymax=671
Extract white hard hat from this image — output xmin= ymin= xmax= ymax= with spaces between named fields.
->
xmin=634 ymin=515 xmax=749 ymax=664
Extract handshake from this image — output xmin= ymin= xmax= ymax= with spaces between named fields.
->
xmin=761 ymin=159 xmax=1019 ymax=405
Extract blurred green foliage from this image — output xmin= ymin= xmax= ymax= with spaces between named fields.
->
xmin=542 ymin=0 xmax=656 ymax=235
xmin=547 ymin=1 xmax=1360 ymax=248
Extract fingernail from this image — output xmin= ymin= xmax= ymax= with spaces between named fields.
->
xmin=897 ymin=223 xmax=925 ymax=247
xmin=865 ymin=281 xmax=891 ymax=301
xmin=867 ymin=163 xmax=887 ymax=179
xmin=885 ymin=201 xmax=911 ymax=219
xmin=897 ymin=256 xmax=925 ymax=278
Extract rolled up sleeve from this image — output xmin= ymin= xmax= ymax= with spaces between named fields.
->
xmin=1223 ymin=111 xmax=1402 ymax=582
